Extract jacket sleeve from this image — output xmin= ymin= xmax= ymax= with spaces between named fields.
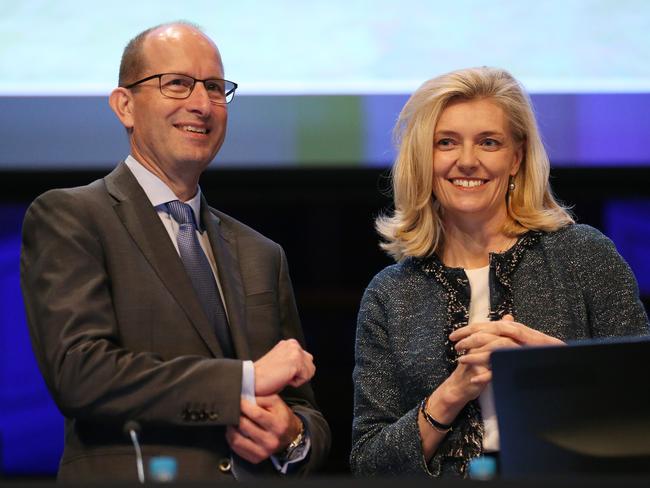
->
xmin=20 ymin=189 xmax=243 ymax=427
xmin=569 ymin=225 xmax=649 ymax=338
xmin=350 ymin=277 xmax=432 ymax=477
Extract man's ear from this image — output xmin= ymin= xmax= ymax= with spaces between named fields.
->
xmin=109 ymin=87 xmax=135 ymax=130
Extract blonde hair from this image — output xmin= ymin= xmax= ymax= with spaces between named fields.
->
xmin=377 ymin=66 xmax=574 ymax=261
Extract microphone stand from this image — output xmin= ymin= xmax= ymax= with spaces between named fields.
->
xmin=124 ymin=420 xmax=145 ymax=483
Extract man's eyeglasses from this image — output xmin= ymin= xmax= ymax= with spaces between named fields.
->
xmin=123 ymin=73 xmax=238 ymax=104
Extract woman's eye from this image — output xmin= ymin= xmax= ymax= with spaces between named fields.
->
xmin=481 ymin=138 xmax=501 ymax=148
xmin=436 ymin=138 xmax=455 ymax=148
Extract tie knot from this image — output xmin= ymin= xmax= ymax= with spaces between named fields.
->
xmin=167 ymin=200 xmax=197 ymax=228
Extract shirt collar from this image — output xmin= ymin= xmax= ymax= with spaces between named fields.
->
xmin=124 ymin=155 xmax=203 ymax=230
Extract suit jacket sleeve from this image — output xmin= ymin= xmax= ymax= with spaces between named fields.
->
xmin=21 ymin=189 xmax=243 ymax=427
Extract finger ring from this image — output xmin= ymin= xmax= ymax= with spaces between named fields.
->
xmin=458 ymin=349 xmax=467 ymax=356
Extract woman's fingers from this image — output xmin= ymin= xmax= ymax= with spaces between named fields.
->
xmin=451 ymin=316 xmax=565 ymax=347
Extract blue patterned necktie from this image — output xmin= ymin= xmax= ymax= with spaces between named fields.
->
xmin=166 ymin=200 xmax=234 ymax=358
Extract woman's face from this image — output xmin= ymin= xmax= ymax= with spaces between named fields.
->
xmin=432 ymin=97 xmax=522 ymax=226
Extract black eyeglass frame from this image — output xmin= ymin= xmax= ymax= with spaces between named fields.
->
xmin=123 ymin=73 xmax=238 ymax=104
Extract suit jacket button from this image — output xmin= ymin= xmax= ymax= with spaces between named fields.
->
xmin=218 ymin=458 xmax=231 ymax=473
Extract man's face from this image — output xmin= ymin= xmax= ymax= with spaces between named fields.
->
xmin=125 ymin=26 xmax=228 ymax=180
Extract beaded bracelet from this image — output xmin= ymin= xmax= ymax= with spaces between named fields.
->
xmin=419 ymin=396 xmax=453 ymax=433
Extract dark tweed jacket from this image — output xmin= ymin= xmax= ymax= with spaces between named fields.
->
xmin=351 ymin=224 xmax=649 ymax=477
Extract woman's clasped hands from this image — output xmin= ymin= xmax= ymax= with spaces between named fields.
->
xmin=449 ymin=315 xmax=565 ymax=386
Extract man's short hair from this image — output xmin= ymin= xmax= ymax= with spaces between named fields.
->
xmin=118 ymin=21 xmax=202 ymax=87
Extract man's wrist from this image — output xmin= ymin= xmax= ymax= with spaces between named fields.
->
xmin=278 ymin=415 xmax=305 ymax=460
xmin=270 ymin=413 xmax=311 ymax=473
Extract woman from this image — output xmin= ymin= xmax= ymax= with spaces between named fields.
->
xmin=350 ymin=67 xmax=649 ymax=477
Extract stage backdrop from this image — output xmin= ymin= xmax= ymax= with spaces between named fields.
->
xmin=1 ymin=0 xmax=649 ymax=169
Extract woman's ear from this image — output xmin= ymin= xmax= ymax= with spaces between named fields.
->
xmin=511 ymin=142 xmax=524 ymax=176
xmin=108 ymin=87 xmax=135 ymax=130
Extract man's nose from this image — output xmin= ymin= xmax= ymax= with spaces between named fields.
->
xmin=186 ymin=81 xmax=212 ymax=114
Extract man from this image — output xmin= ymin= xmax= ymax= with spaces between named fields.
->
xmin=20 ymin=22 xmax=330 ymax=481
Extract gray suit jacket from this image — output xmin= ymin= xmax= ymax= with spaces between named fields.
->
xmin=20 ymin=162 xmax=330 ymax=481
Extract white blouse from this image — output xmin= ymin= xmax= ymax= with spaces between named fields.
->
xmin=464 ymin=265 xmax=499 ymax=452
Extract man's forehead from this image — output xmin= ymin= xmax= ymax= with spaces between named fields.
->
xmin=146 ymin=26 xmax=216 ymax=50
xmin=140 ymin=24 xmax=223 ymax=73
xmin=148 ymin=24 xmax=213 ymax=45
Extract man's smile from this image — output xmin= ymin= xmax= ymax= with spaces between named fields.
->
xmin=174 ymin=123 xmax=210 ymax=135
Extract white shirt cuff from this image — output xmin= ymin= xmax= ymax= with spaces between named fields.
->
xmin=241 ymin=360 xmax=255 ymax=404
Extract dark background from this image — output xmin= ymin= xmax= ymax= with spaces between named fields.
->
xmin=1 ymin=166 xmax=649 ymax=476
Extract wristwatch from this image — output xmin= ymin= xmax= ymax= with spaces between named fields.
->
xmin=279 ymin=420 xmax=306 ymax=460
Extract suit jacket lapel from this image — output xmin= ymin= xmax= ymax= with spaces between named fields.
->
xmin=104 ymin=162 xmax=224 ymax=357
xmin=201 ymin=198 xmax=252 ymax=360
